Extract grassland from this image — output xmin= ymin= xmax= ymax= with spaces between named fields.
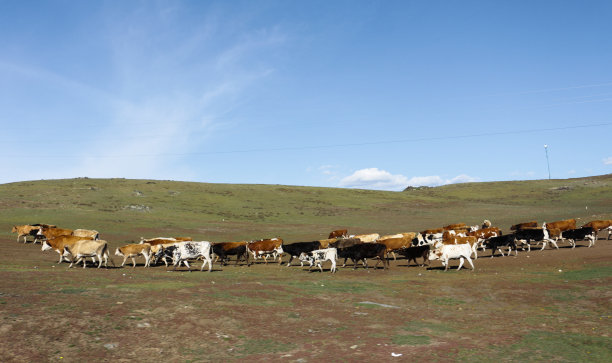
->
xmin=0 ymin=175 xmax=611 ymax=362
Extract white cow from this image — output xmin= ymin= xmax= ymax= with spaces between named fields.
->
xmin=298 ymin=248 xmax=338 ymax=273
xmin=428 ymin=243 xmax=475 ymax=271
xmin=172 ymin=241 xmax=213 ymax=272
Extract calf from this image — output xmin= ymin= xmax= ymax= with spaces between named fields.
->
xmin=282 ymin=241 xmax=321 ymax=267
xmin=298 ymin=248 xmax=338 ymax=273
xmin=63 ymin=239 xmax=111 ymax=268
xmin=172 ymin=241 xmax=213 ymax=272
xmin=561 ymin=227 xmax=597 ymax=248
xmin=115 ymin=243 xmax=152 ymax=268
xmin=485 ymin=234 xmax=517 ymax=257
xmin=11 ymin=225 xmax=41 ymax=243
xmin=397 ymin=245 xmax=430 ymax=267
xmin=212 ymin=241 xmax=250 ymax=266
xmin=336 ymin=243 xmax=388 ymax=270
xmin=428 ymin=243 xmax=475 ymax=271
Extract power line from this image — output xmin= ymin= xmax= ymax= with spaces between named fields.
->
xmin=2 ymin=122 xmax=610 ymax=159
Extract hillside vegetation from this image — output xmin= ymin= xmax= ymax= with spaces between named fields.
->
xmin=1 ymin=174 xmax=611 ymax=244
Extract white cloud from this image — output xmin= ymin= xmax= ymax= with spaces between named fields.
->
xmin=339 ymin=168 xmax=409 ymax=191
xmin=604 ymin=157 xmax=612 ymax=165
xmin=339 ymin=168 xmax=479 ymax=190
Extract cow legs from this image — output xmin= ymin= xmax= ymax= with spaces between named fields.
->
xmin=457 ymin=257 xmax=465 ymax=271
xmin=465 ymin=256 xmax=475 ymax=270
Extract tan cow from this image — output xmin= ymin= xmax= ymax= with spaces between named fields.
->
xmin=63 ymin=239 xmax=111 ymax=268
xmin=11 ymin=225 xmax=41 ymax=243
xmin=352 ymin=233 xmax=380 ymax=243
xmin=318 ymin=238 xmax=338 ymax=249
xmin=41 ymin=235 xmax=95 ymax=263
xmin=73 ymin=229 xmax=99 ymax=240
xmin=115 ymin=243 xmax=152 ymax=268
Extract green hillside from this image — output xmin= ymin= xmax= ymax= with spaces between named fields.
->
xmin=1 ymin=175 xmax=611 ymax=244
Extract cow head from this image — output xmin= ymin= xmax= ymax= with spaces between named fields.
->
xmin=428 ymin=249 xmax=443 ymax=261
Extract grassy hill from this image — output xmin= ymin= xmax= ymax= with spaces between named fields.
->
xmin=1 ymin=174 xmax=611 ymax=244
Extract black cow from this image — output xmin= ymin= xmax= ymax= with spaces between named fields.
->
xmin=212 ymin=242 xmax=250 ymax=266
xmin=561 ymin=227 xmax=596 ymax=248
xmin=397 ymin=245 xmax=430 ymax=266
xmin=282 ymin=241 xmax=321 ymax=267
xmin=485 ymin=234 xmax=517 ymax=257
xmin=336 ymin=243 xmax=388 ymax=270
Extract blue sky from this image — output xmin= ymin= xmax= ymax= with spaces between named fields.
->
xmin=1 ymin=0 xmax=611 ymax=190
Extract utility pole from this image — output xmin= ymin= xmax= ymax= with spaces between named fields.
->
xmin=544 ymin=144 xmax=551 ymax=180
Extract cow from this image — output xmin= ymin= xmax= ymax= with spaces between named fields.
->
xmin=581 ymin=220 xmax=612 ymax=239
xmin=428 ymin=243 xmax=475 ymax=271
xmin=510 ymin=221 xmax=538 ymax=231
xmin=485 ymin=234 xmax=517 ymax=257
xmin=329 ymin=238 xmax=363 ymax=266
xmin=336 ymin=243 xmax=388 ymax=270
xmin=73 ymin=229 xmax=99 ymax=240
xmin=318 ymin=238 xmax=339 ymax=248
xmin=172 ymin=241 xmax=213 ymax=272
xmin=115 ymin=243 xmax=152 ymax=268
xmin=443 ymin=223 xmax=467 ymax=231
xmin=514 ymin=227 xmax=554 ymax=251
xmin=247 ymin=238 xmax=284 ymax=264
xmin=351 ymin=233 xmax=380 ymax=243
xmin=37 ymin=227 xmax=73 ymax=242
xmin=212 ymin=241 xmax=250 ymax=266
xmin=63 ymin=239 xmax=111 ymax=268
xmin=434 ymin=235 xmax=479 ymax=259
xmin=41 ymin=235 xmax=95 ymax=263
xmin=467 ymin=227 xmax=501 ymax=251
xmin=543 ymin=219 xmax=576 ymax=233
xmin=421 ymin=227 xmax=444 ymax=236
xmin=397 ymin=245 xmax=430 ymax=267
xmin=140 ymin=237 xmax=192 ymax=246
xmin=328 ymin=229 xmax=348 ymax=239
xmin=561 ymin=227 xmax=597 ymax=248
xmin=282 ymin=241 xmax=322 ymax=267
xmin=377 ymin=234 xmax=416 ymax=260
xmin=154 ymin=244 xmax=179 ymax=267
xmin=11 ymin=225 xmax=41 ymax=243
xmin=298 ymin=248 xmax=338 ymax=273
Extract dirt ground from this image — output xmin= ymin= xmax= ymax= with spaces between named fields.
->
xmin=0 ymin=234 xmax=611 ymax=362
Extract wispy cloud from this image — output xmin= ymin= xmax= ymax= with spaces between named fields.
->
xmin=604 ymin=157 xmax=612 ymax=165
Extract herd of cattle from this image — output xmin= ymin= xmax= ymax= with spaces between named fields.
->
xmin=10 ymin=218 xmax=612 ymax=273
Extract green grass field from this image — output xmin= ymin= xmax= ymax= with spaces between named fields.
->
xmin=0 ymin=175 xmax=610 ymax=361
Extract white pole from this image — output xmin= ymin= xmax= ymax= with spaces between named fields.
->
xmin=544 ymin=144 xmax=551 ymax=180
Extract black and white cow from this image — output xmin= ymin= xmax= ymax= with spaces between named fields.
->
xmin=298 ymin=248 xmax=337 ymax=273
xmin=172 ymin=241 xmax=213 ymax=272
xmin=514 ymin=228 xmax=555 ymax=251
xmin=561 ymin=227 xmax=597 ymax=248
xmin=397 ymin=245 xmax=430 ymax=266
xmin=336 ymin=243 xmax=388 ymax=270
xmin=485 ymin=234 xmax=517 ymax=257
xmin=282 ymin=241 xmax=322 ymax=267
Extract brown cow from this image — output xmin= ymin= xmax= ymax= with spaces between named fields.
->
xmin=443 ymin=223 xmax=467 ymax=231
xmin=38 ymin=227 xmax=73 ymax=241
xmin=11 ymin=225 xmax=41 ymax=243
xmin=247 ymin=238 xmax=283 ymax=264
xmin=544 ymin=219 xmax=576 ymax=233
xmin=510 ymin=221 xmax=538 ymax=230
xmin=41 ymin=235 xmax=94 ymax=263
xmin=582 ymin=220 xmax=612 ymax=239
xmin=421 ymin=227 xmax=444 ymax=235
xmin=377 ymin=234 xmax=416 ymax=260
xmin=328 ymin=229 xmax=347 ymax=239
